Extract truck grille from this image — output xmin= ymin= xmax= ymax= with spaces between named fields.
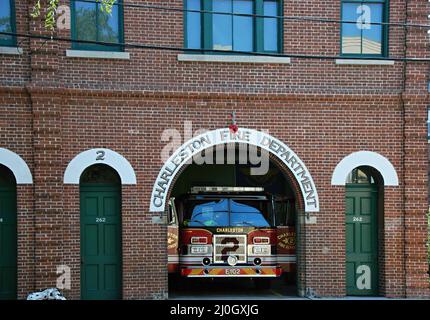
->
xmin=213 ymin=235 xmax=247 ymax=264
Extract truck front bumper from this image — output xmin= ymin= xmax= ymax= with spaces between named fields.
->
xmin=180 ymin=266 xmax=283 ymax=277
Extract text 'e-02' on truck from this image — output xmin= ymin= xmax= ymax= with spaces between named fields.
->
xmin=167 ymin=186 xmax=296 ymax=288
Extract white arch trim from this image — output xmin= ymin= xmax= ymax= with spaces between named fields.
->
xmin=150 ymin=128 xmax=320 ymax=213
xmin=64 ymin=148 xmax=137 ymax=185
xmin=0 ymin=148 xmax=33 ymax=184
xmin=331 ymin=151 xmax=399 ymax=186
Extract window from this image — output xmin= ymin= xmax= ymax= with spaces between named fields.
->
xmin=346 ymin=167 xmax=376 ymax=184
xmin=184 ymin=198 xmax=272 ymax=227
xmin=0 ymin=0 xmax=16 ymax=46
xmin=185 ymin=0 xmax=282 ymax=53
xmin=341 ymin=0 xmax=388 ymax=56
xmin=80 ymin=164 xmax=121 ymax=184
xmin=71 ymin=0 xmax=123 ymax=51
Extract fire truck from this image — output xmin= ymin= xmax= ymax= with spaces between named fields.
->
xmin=167 ymin=186 xmax=296 ymax=287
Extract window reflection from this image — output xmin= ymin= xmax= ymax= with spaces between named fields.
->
xmin=341 ymin=1 xmax=384 ymax=56
xmin=346 ymin=167 xmax=376 ymax=184
xmin=186 ymin=0 xmax=201 ymax=49
xmin=342 ymin=3 xmax=361 ymax=54
xmin=213 ymin=0 xmax=233 ymax=50
xmin=75 ymin=2 xmax=97 ymax=42
xmin=73 ymin=0 xmax=122 ymax=51
xmin=362 ymin=3 xmax=382 ymax=54
xmin=233 ymin=0 xmax=253 ymax=52
xmin=264 ymin=1 xmax=278 ymax=52
xmin=0 ymin=0 xmax=13 ymax=44
xmin=98 ymin=5 xmax=119 ymax=43
xmin=186 ymin=0 xmax=280 ymax=53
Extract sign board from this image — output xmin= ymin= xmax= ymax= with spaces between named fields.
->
xmin=150 ymin=128 xmax=319 ymax=213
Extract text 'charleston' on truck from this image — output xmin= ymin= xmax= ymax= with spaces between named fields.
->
xmin=167 ymin=186 xmax=296 ymax=288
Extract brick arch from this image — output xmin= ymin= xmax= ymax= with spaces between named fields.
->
xmin=268 ymin=152 xmax=305 ymax=211
xmin=150 ymin=128 xmax=317 ymax=212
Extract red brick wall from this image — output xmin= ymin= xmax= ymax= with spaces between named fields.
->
xmin=402 ymin=0 xmax=430 ymax=297
xmin=0 ymin=0 xmax=429 ymax=299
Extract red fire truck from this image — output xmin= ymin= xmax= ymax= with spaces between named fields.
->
xmin=167 ymin=187 xmax=296 ymax=287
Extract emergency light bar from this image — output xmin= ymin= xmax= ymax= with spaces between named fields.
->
xmin=190 ymin=186 xmax=264 ymax=193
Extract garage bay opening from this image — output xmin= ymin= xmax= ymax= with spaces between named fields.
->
xmin=166 ymin=144 xmax=301 ymax=298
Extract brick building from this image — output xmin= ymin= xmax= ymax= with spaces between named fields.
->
xmin=0 ymin=0 xmax=429 ymax=299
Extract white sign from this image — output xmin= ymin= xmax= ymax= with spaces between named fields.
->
xmin=149 ymin=128 xmax=319 ymax=213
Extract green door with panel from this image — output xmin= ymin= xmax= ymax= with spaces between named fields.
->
xmin=80 ymin=185 xmax=122 ymax=300
xmin=0 ymin=183 xmax=17 ymax=300
xmin=346 ymin=185 xmax=378 ymax=296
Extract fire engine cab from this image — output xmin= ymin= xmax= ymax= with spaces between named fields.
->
xmin=167 ymin=186 xmax=296 ymax=287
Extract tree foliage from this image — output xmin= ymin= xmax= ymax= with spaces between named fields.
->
xmin=30 ymin=0 xmax=116 ymax=31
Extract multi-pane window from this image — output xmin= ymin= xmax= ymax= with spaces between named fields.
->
xmin=341 ymin=0 xmax=387 ymax=56
xmin=185 ymin=0 xmax=282 ymax=53
xmin=0 ymin=0 xmax=16 ymax=46
xmin=71 ymin=0 xmax=123 ymax=51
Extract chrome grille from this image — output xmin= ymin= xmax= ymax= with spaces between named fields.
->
xmin=213 ymin=235 xmax=247 ymax=264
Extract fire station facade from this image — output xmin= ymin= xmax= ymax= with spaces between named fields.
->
xmin=0 ymin=0 xmax=429 ymax=299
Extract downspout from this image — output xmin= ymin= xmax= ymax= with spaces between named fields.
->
xmin=400 ymin=0 xmax=408 ymax=298
xmin=23 ymin=1 xmax=37 ymax=294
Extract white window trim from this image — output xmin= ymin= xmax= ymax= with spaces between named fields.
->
xmin=0 ymin=46 xmax=23 ymax=55
xmin=66 ymin=49 xmax=130 ymax=60
xmin=177 ymin=54 xmax=291 ymax=64
xmin=335 ymin=59 xmax=395 ymax=66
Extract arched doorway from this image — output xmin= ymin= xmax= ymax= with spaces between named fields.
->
xmin=80 ymin=164 xmax=122 ymax=300
xmin=166 ymin=144 xmax=303 ymax=298
xmin=0 ymin=164 xmax=17 ymax=300
xmin=345 ymin=166 xmax=382 ymax=296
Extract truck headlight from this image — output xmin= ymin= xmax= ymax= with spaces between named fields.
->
xmin=252 ymin=245 xmax=270 ymax=255
xmin=190 ymin=245 xmax=209 ymax=255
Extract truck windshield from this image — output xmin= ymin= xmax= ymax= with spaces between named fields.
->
xmin=184 ymin=198 xmax=271 ymax=227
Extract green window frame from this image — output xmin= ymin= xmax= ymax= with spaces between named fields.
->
xmin=184 ymin=0 xmax=283 ymax=54
xmin=71 ymin=0 xmax=124 ymax=51
xmin=340 ymin=0 xmax=389 ymax=57
xmin=0 ymin=0 xmax=17 ymax=47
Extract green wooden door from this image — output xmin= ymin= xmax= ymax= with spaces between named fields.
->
xmin=0 ymin=185 xmax=17 ymax=300
xmin=346 ymin=185 xmax=378 ymax=296
xmin=80 ymin=185 xmax=122 ymax=300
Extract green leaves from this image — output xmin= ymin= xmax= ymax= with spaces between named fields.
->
xmin=45 ymin=0 xmax=59 ymax=30
xmin=30 ymin=0 xmax=115 ymax=31
xmin=99 ymin=0 xmax=116 ymax=14
xmin=30 ymin=0 xmax=41 ymax=19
